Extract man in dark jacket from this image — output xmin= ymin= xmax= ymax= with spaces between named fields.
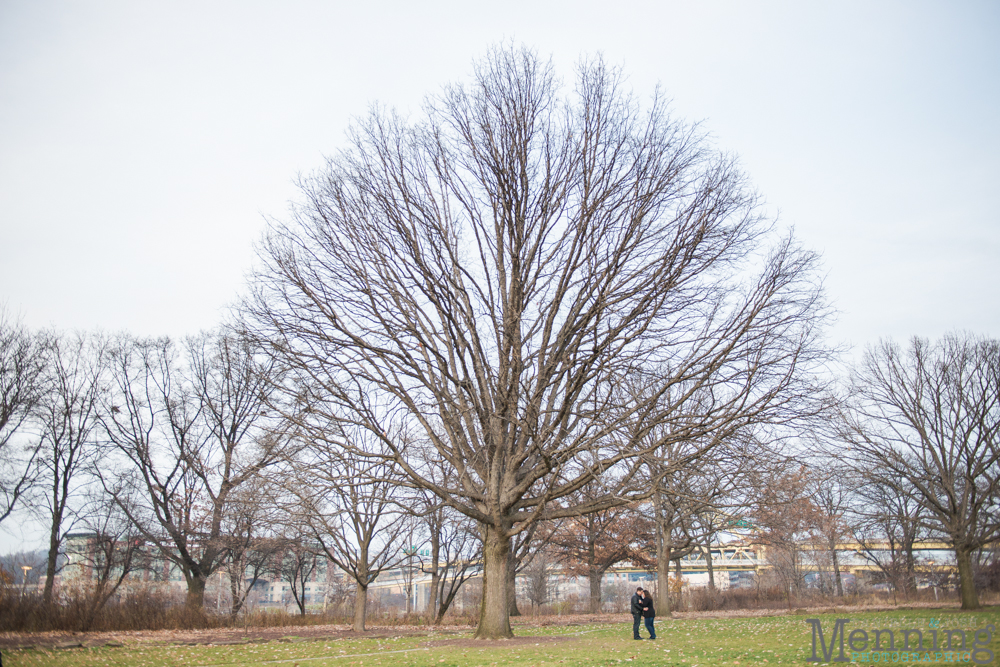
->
xmin=630 ymin=587 xmax=646 ymax=639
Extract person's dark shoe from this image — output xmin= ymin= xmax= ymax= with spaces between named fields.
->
xmin=648 ymin=637 xmax=656 ymax=640
xmin=633 ymin=637 xmax=642 ymax=640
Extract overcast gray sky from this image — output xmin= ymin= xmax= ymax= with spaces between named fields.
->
xmin=1 ymin=1 xmax=998 ymax=550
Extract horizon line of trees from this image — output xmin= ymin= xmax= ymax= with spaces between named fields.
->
xmin=3 ymin=432 xmax=997 ymax=624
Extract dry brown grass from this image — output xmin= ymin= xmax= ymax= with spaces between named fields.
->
xmin=1 ymin=583 xmax=993 ymax=635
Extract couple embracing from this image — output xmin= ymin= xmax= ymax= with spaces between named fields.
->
xmin=630 ymin=586 xmax=656 ymax=640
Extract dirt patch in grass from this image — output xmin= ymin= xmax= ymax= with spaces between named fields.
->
xmin=0 ymin=623 xmax=469 ymax=650
xmin=507 ymin=602 xmax=967 ymax=626
xmin=425 ymin=635 xmax=577 ymax=649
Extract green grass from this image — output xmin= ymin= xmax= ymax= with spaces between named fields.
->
xmin=4 ymin=608 xmax=998 ymax=666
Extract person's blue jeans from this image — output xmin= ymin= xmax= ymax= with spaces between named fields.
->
xmin=644 ymin=616 xmax=656 ymax=639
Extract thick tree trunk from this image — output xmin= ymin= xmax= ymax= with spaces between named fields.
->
xmin=588 ymin=570 xmax=602 ymax=613
xmin=428 ymin=569 xmax=441 ymax=620
xmin=656 ymin=526 xmax=672 ymax=617
xmin=427 ymin=533 xmax=441 ymax=621
xmin=830 ymin=537 xmax=843 ymax=597
xmin=186 ymin=574 xmax=207 ymax=610
xmin=437 ymin=577 xmax=464 ymax=624
xmin=674 ymin=557 xmax=684 ymax=610
xmin=704 ymin=545 xmax=716 ymax=594
xmin=42 ymin=511 xmax=61 ymax=604
xmin=229 ymin=572 xmax=246 ymax=619
xmin=904 ymin=541 xmax=917 ymax=596
xmin=353 ymin=580 xmax=369 ymax=631
xmin=955 ymin=545 xmax=980 ymax=610
xmin=475 ymin=525 xmax=513 ymax=639
xmin=506 ymin=555 xmax=521 ymax=617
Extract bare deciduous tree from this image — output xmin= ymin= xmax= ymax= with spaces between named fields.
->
xmin=276 ymin=538 xmax=320 ymax=616
xmin=504 ymin=518 xmax=556 ymax=617
xmin=33 ymin=331 xmax=106 ymax=604
xmin=410 ymin=485 xmax=481 ymax=623
xmin=639 ymin=419 xmax=734 ymax=617
xmin=99 ymin=332 xmax=286 ymax=610
xmin=0 ymin=308 xmax=48 ymax=525
xmin=428 ymin=515 xmax=479 ymax=623
xmin=648 ymin=476 xmax=696 ymax=616
xmin=290 ymin=438 xmax=408 ymax=631
xmin=523 ymin=550 xmax=552 ymax=613
xmin=805 ymin=465 xmax=852 ymax=597
xmin=70 ymin=494 xmax=146 ymax=631
xmin=839 ymin=333 xmax=1000 ymax=609
xmin=849 ymin=469 xmax=928 ymax=600
xmin=221 ymin=478 xmax=284 ymax=619
xmin=245 ymin=46 xmax=830 ymax=637
xmin=752 ymin=465 xmax=815 ymax=608
xmin=684 ymin=435 xmax=778 ymax=601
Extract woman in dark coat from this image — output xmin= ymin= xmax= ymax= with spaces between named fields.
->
xmin=641 ymin=589 xmax=656 ymax=639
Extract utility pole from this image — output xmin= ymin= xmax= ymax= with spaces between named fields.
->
xmin=21 ymin=565 xmax=33 ymax=598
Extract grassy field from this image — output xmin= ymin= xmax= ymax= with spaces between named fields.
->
xmin=3 ymin=608 xmax=998 ymax=667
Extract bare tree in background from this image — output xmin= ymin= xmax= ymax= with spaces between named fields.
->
xmin=0 ymin=308 xmax=49 ymax=525
xmin=32 ymin=331 xmax=106 ymax=604
xmin=805 ymin=465 xmax=853 ymax=597
xmin=640 ymin=417 xmax=742 ymax=616
xmin=849 ymin=469 xmax=927 ymax=600
xmin=221 ymin=477 xmax=284 ymax=619
xmin=523 ymin=550 xmax=552 ymax=614
xmin=277 ymin=538 xmax=320 ymax=616
xmin=410 ymin=484 xmax=481 ymax=623
xmin=752 ymin=465 xmax=815 ymax=608
xmin=245 ymin=46 xmax=831 ymax=637
xmin=428 ymin=514 xmax=479 ymax=623
xmin=99 ymin=332 xmax=286 ymax=610
xmin=319 ymin=567 xmax=353 ymax=615
xmin=70 ymin=493 xmax=146 ymax=631
xmin=839 ymin=334 xmax=1000 ymax=609
xmin=679 ymin=432 xmax=781 ymax=602
xmin=648 ymin=475 xmax=697 ymax=616
xmin=551 ymin=482 xmax=652 ymax=613
xmin=289 ymin=436 xmax=408 ymax=631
